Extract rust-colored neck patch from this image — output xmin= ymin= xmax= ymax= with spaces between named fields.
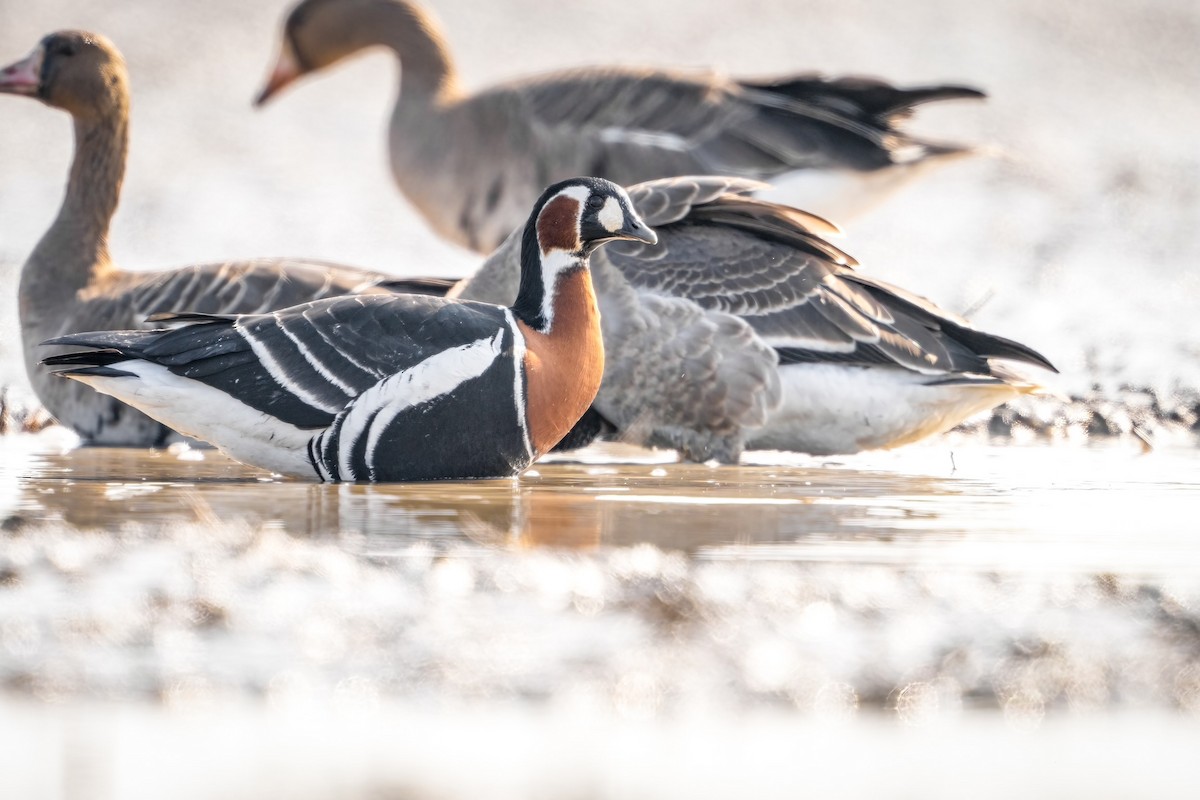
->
xmin=536 ymin=195 xmax=581 ymax=255
xmin=519 ymin=269 xmax=604 ymax=456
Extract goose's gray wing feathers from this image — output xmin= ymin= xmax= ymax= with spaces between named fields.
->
xmin=121 ymin=258 xmax=394 ymax=321
xmin=453 ymin=176 xmax=1054 ymax=460
xmin=508 ymin=68 xmax=983 ymax=182
xmin=588 ymin=261 xmax=781 ymax=462
xmin=459 ymin=176 xmax=801 ymax=306
xmin=63 ymin=258 xmax=396 ymax=338
xmin=35 ymin=257 xmax=401 ymax=445
xmin=604 ymin=186 xmax=1055 ymax=377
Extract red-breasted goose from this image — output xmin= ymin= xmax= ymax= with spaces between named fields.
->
xmin=0 ymin=31 xmax=404 ymax=446
xmin=401 ymin=177 xmax=1057 ymax=462
xmin=255 ymin=0 xmax=985 ymax=253
xmin=42 ymin=178 xmax=656 ymax=481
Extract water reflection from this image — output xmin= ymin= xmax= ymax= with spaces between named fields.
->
xmin=3 ymin=444 xmax=967 ymax=550
xmin=3 ymin=439 xmax=1199 ymax=574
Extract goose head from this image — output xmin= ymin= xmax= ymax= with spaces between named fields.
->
xmin=513 ymin=177 xmax=657 ymax=331
xmin=255 ymin=0 xmax=462 ymax=104
xmin=0 ymin=31 xmax=127 ymax=119
xmin=529 ymin=177 xmax=657 ymax=260
xmin=258 ymin=0 xmax=388 ymax=104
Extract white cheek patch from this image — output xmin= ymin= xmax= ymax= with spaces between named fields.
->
xmin=598 ymin=197 xmax=623 ymax=233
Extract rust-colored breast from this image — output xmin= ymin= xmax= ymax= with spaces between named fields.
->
xmin=519 ymin=269 xmax=604 ymax=455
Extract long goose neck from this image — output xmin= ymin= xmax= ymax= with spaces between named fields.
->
xmin=511 ymin=220 xmax=590 ymax=334
xmin=23 ymin=105 xmax=127 ymax=308
xmin=511 ymin=243 xmax=605 ymax=459
xmin=370 ymin=0 xmax=461 ymax=102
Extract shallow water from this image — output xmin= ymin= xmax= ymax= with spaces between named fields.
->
xmin=4 ymin=437 xmax=1198 ymax=572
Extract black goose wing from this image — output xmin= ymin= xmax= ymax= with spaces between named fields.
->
xmin=45 ymin=294 xmax=511 ymax=428
xmin=507 ymin=67 xmax=983 ymax=182
xmin=603 ymin=185 xmax=1055 ymax=376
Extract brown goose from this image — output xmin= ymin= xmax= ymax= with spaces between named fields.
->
xmin=0 ymin=31 xmax=401 ymax=446
xmin=403 ymin=177 xmax=1057 ymax=462
xmin=255 ymin=0 xmax=985 ymax=254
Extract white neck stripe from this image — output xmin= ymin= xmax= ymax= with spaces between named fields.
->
xmin=537 ymin=249 xmax=584 ymax=333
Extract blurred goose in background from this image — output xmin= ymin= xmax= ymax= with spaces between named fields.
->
xmin=255 ymin=0 xmax=985 ymax=253
xmin=43 ymin=178 xmax=657 ymax=481
xmin=0 ymin=31 xmax=405 ymax=446
xmin=397 ymin=177 xmax=1057 ymax=462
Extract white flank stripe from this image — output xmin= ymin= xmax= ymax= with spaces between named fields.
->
xmin=335 ymin=331 xmax=505 ymax=479
xmin=273 ymin=312 xmax=357 ymax=397
xmin=236 ymin=319 xmax=344 ymax=414
xmin=505 ymin=310 xmax=533 ymax=458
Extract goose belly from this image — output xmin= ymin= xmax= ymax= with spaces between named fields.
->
xmin=65 ymin=362 xmax=315 ymax=476
xmin=747 ymin=364 xmax=1019 ymax=455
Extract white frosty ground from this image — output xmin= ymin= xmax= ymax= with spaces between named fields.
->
xmin=0 ymin=0 xmax=1197 ymax=398
xmin=2 ymin=511 xmax=1199 ymax=714
xmin=1 ymin=503 xmax=1200 ymax=796
xmin=3 ymin=702 xmax=1200 ymax=800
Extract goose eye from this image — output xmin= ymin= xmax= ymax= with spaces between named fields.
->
xmin=586 ymin=195 xmax=605 ymax=211
xmin=57 ymin=42 xmax=77 ymax=57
